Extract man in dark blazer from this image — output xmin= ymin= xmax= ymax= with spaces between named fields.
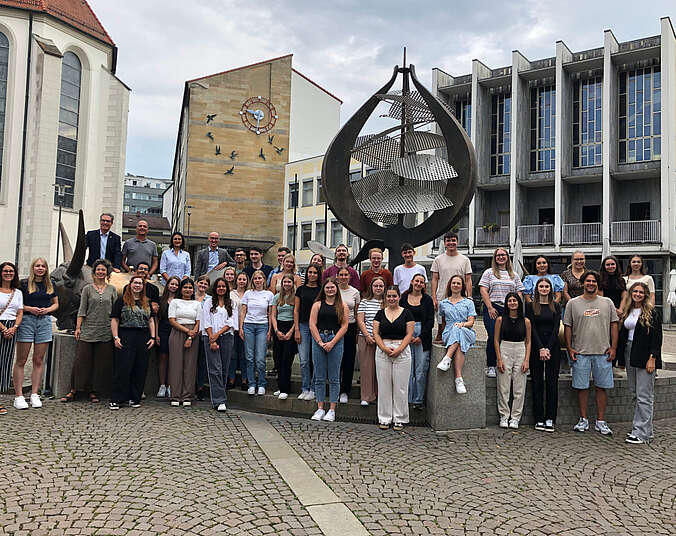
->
xmin=194 ymin=232 xmax=235 ymax=277
xmin=85 ymin=212 xmax=122 ymax=271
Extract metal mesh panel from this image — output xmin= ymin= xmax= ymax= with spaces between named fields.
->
xmin=377 ymin=91 xmax=434 ymax=122
xmin=356 ymin=184 xmax=453 ymax=215
xmin=352 ymin=132 xmax=447 ymax=169
xmin=390 ymin=154 xmax=458 ymax=182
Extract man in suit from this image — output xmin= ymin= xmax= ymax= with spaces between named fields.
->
xmin=85 ymin=213 xmax=122 ymax=271
xmin=194 ymin=232 xmax=235 ymax=277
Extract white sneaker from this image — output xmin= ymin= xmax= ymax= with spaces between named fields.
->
xmin=30 ymin=393 xmax=42 ymax=408
xmin=360 ymin=400 xmax=369 ymax=407
xmin=14 ymin=396 xmax=28 ymax=410
xmin=247 ymin=386 xmax=256 ymax=395
xmin=278 ymin=392 xmax=288 ymax=400
xmin=322 ymin=409 xmax=336 ymax=422
xmin=157 ymin=385 xmax=167 ymax=398
xmin=508 ymin=418 xmax=519 ymax=429
xmin=166 ymin=386 xmax=171 ymax=398
xmin=487 ymin=367 xmax=497 ymax=378
xmin=339 ymin=393 xmax=348 ymax=404
xmin=298 ymin=391 xmax=308 ymax=400
xmin=437 ymin=356 xmax=452 ymax=371
xmin=595 ymin=420 xmax=613 ymax=436
xmin=455 ymin=377 xmax=467 ymax=394
xmin=257 ymin=387 xmax=265 ymax=396
xmin=217 ymin=403 xmax=227 ymax=412
xmin=182 ymin=400 xmax=191 ymax=407
xmin=273 ymin=390 xmax=281 ymax=396
xmin=573 ymin=417 xmax=589 ymax=432
xmin=306 ymin=391 xmax=316 ymax=401
xmin=499 ymin=416 xmax=508 ymax=428
xmin=311 ymin=409 xmax=326 ymax=421
xmin=170 ymin=400 xmax=180 ymax=407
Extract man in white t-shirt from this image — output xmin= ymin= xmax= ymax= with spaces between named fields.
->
xmin=392 ymin=243 xmax=427 ymax=294
xmin=431 ymin=232 xmax=472 ymax=341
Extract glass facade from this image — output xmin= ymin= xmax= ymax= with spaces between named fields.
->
xmin=301 ymin=223 xmax=312 ymax=249
xmin=490 ymin=93 xmax=511 ymax=176
xmin=330 ymin=221 xmax=343 ymax=248
xmin=529 ymin=86 xmax=555 ymax=172
xmin=55 ymin=52 xmax=82 ymax=208
xmin=288 ymin=182 xmax=298 ymax=208
xmin=573 ymin=77 xmax=602 ymax=168
xmin=0 ymin=33 xmax=7 ymax=189
xmin=454 ymin=98 xmax=471 ymax=137
xmin=316 ymin=177 xmax=324 ymax=204
xmin=302 ymin=179 xmax=313 ymax=206
xmin=618 ymin=66 xmax=661 ymax=163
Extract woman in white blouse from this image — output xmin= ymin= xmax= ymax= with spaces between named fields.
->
xmin=0 ymin=262 xmax=22 ymax=415
xmin=202 ymin=277 xmax=237 ymax=412
xmin=160 ymin=232 xmax=191 ymax=281
xmin=168 ymin=278 xmax=202 ymax=406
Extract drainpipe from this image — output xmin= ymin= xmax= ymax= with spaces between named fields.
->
xmin=14 ymin=12 xmax=33 ymax=266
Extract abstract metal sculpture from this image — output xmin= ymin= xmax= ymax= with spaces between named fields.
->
xmin=321 ymin=56 xmax=477 ymax=266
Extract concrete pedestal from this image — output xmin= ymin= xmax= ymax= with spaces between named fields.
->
xmin=426 ymin=343 xmax=486 ymax=431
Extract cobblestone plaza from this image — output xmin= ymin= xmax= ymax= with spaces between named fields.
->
xmin=1 ymin=398 xmax=675 ymax=535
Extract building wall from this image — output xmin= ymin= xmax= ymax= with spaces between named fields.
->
xmin=124 ymin=174 xmax=171 ymax=214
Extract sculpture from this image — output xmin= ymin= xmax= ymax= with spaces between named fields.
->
xmin=321 ymin=56 xmax=477 ymax=266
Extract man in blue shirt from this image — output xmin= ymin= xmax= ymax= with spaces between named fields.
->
xmin=194 ymin=232 xmax=234 ymax=277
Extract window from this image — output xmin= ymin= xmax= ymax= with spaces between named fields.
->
xmin=490 ymin=93 xmax=511 ymax=175
xmin=288 ymin=182 xmax=298 ymax=208
xmin=0 ymin=33 xmax=7 ymax=188
xmin=301 ymin=223 xmax=312 ymax=249
xmin=346 ymin=230 xmax=355 ymax=246
xmin=454 ymin=98 xmax=471 ymax=137
xmin=538 ymin=208 xmax=554 ymax=225
xmin=582 ymin=205 xmax=600 ymax=223
xmin=529 ymin=85 xmax=555 ymax=172
xmin=316 ymin=177 xmax=325 ymax=204
xmin=302 ymin=179 xmax=313 ymax=206
xmin=349 ymin=170 xmax=362 ymax=183
xmin=330 ymin=221 xmax=343 ymax=248
xmin=315 ymin=221 xmax=326 ymax=245
xmin=618 ymin=66 xmax=661 ymax=163
xmin=286 ymin=224 xmax=297 ymax=250
xmin=55 ymin=52 xmax=82 ymax=208
xmin=573 ymin=77 xmax=602 ymax=168
xmin=629 ymin=202 xmax=650 ymax=221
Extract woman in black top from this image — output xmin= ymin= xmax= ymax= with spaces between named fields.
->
xmin=618 ymin=282 xmax=662 ymax=444
xmin=400 ymin=274 xmax=434 ymax=409
xmin=156 ymin=276 xmax=180 ymax=398
xmin=294 ymin=264 xmax=322 ymax=400
xmin=494 ymin=292 xmax=531 ymax=429
xmin=599 ymin=255 xmax=626 ymax=318
xmin=373 ymin=286 xmax=415 ymax=431
xmin=109 ymin=275 xmax=156 ymax=410
xmin=525 ymin=278 xmax=561 ymax=432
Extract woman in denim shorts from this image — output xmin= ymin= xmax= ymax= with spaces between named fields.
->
xmin=14 ymin=258 xmax=58 ymax=410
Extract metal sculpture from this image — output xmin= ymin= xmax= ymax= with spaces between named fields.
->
xmin=322 ymin=56 xmax=477 ymax=266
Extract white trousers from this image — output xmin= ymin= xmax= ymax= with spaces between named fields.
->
xmin=496 ymin=340 xmax=528 ymax=421
xmin=375 ymin=340 xmax=411 ymax=425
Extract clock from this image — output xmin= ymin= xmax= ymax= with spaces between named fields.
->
xmin=239 ymin=96 xmax=278 ymax=135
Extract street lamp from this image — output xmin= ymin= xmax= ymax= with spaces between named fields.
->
xmin=53 ymin=183 xmax=71 ymax=266
xmin=185 ymin=204 xmax=194 ymax=239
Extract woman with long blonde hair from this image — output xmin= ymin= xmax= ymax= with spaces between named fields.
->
xmin=13 ymin=258 xmax=58 ymax=410
xmin=271 ymin=274 xmax=298 ymax=399
xmin=269 ymin=253 xmax=302 ymax=293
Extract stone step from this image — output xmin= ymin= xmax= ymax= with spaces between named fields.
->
xmin=260 ymin=375 xmax=363 ymax=399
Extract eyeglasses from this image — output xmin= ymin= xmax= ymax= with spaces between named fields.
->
xmin=100 ymin=219 xmax=112 ymax=223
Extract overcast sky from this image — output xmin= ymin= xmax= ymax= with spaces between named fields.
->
xmin=88 ymin=0 xmax=676 ymax=179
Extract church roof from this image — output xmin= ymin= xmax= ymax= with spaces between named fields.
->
xmin=0 ymin=0 xmax=114 ymax=46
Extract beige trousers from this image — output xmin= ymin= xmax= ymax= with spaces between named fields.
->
xmin=496 ymin=340 xmax=528 ymax=421
xmin=357 ymin=335 xmax=377 ymax=402
xmin=168 ymin=324 xmax=199 ymax=402
xmin=375 ymin=340 xmax=411 ymax=425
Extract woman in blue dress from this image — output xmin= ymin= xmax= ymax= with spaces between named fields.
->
xmin=523 ymin=256 xmax=564 ymax=304
xmin=436 ymin=274 xmax=476 ymax=394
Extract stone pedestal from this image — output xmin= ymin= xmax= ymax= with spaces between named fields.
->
xmin=426 ymin=343 xmax=486 ymax=431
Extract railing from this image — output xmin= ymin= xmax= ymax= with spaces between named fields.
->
xmin=561 ymin=222 xmax=601 ymax=245
xmin=517 ymin=224 xmax=553 ymax=245
xmin=611 ymin=220 xmax=660 ymax=244
xmin=457 ymin=228 xmax=469 ymax=246
xmin=475 ymin=227 xmax=510 ymax=247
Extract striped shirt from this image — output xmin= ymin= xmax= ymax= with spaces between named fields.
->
xmin=357 ymin=299 xmax=382 ymax=336
xmin=478 ymin=269 xmax=525 ymax=306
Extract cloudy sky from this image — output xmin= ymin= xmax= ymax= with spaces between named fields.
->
xmin=88 ymin=0 xmax=675 ymax=179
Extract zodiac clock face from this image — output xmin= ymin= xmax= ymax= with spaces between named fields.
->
xmin=239 ymin=96 xmax=278 ymax=135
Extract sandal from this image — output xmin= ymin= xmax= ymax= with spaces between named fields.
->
xmin=60 ymin=390 xmax=76 ymax=403
xmin=0 ymin=405 xmax=7 ymax=415
xmin=88 ymin=392 xmax=100 ymax=403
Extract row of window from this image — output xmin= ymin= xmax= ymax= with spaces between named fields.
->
xmin=286 ymin=220 xmax=357 ymax=250
xmin=124 ymin=192 xmax=163 ymax=201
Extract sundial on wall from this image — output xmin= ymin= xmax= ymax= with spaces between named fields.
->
xmin=239 ymin=96 xmax=278 ymax=135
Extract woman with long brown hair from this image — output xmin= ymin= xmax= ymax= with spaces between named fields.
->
xmin=356 ymin=275 xmax=386 ymax=406
xmin=155 ymin=275 xmax=180 ymax=398
xmin=336 ymin=266 xmax=360 ymax=403
xmin=623 ymin=255 xmax=656 ymax=306
xmin=110 ymin=275 xmax=155 ymax=410
xmin=0 ymin=262 xmax=22 ymax=414
xmin=229 ymin=270 xmax=250 ymax=390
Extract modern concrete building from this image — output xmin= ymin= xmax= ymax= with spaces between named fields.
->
xmin=434 ymin=17 xmax=676 ymax=313
xmin=123 ymin=173 xmax=171 ymax=215
xmin=0 ymin=0 xmax=130 ymax=271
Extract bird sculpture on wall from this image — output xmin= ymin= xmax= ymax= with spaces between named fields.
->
xmin=207 ymin=132 xmax=214 ymax=141
xmin=259 ymin=148 xmax=266 ymax=161
xmin=215 ymin=145 xmax=221 ymax=155
xmin=268 ymin=135 xmax=274 ymax=145
xmin=273 ymin=145 xmax=284 ymax=155
xmin=224 ymin=166 xmax=235 ymax=175
xmin=206 ymin=114 xmax=217 ymax=123
xmin=230 ymin=150 xmax=238 ymax=160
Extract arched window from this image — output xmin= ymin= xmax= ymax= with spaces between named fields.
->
xmin=0 ymin=32 xmax=9 ymax=189
xmin=55 ymin=51 xmax=81 ymax=208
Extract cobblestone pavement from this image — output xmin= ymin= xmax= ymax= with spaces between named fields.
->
xmin=2 ymin=396 xmax=676 ymax=535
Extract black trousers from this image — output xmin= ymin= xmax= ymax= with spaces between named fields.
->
xmin=340 ymin=323 xmax=358 ymax=395
xmin=112 ymin=328 xmax=150 ymax=404
xmin=530 ymin=345 xmax=560 ymax=423
xmin=275 ymin=320 xmax=297 ymax=394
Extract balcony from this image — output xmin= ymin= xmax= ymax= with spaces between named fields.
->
xmin=562 ymin=222 xmax=601 ymax=245
xmin=476 ymin=226 xmax=509 ymax=247
xmin=457 ymin=227 xmax=469 ymax=246
xmin=517 ymin=224 xmax=554 ymax=246
xmin=611 ymin=220 xmax=660 ymax=244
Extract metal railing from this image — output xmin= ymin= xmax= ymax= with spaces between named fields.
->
xmin=517 ymin=224 xmax=554 ymax=245
xmin=561 ymin=222 xmax=601 ymax=245
xmin=476 ymin=227 xmax=509 ymax=246
xmin=611 ymin=220 xmax=660 ymax=244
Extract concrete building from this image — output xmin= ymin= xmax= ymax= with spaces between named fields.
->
xmin=123 ymin=173 xmax=171 ymax=215
xmin=170 ymin=55 xmax=341 ymax=263
xmin=0 ymin=0 xmax=130 ymax=271
xmin=434 ymin=18 xmax=676 ymax=314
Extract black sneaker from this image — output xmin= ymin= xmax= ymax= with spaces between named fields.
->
xmin=109 ymin=402 xmax=119 ymax=411
xmin=128 ymin=400 xmax=141 ymax=408
xmin=625 ymin=435 xmax=646 ymax=444
xmin=534 ymin=422 xmax=546 ymax=431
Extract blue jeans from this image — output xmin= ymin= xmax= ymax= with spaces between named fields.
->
xmin=244 ymin=322 xmax=268 ymax=388
xmin=408 ymin=322 xmax=430 ymax=404
xmin=312 ymin=331 xmax=344 ymax=403
xmin=483 ymin=302 xmax=504 ymax=367
xmin=228 ymin=331 xmax=246 ymax=381
xmin=298 ymin=322 xmax=313 ymax=392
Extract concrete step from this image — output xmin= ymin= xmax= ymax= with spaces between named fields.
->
xmin=260 ymin=375 xmax=363 ymax=399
